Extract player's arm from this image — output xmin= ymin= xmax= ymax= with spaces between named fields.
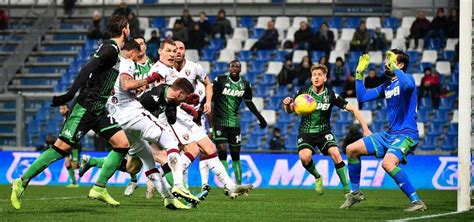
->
xmin=345 ymin=104 xmax=372 ymax=136
xmin=243 ymin=83 xmax=267 ymax=128
xmin=202 ymin=76 xmax=213 ymax=114
xmin=120 ymin=73 xmax=161 ymax=91
xmin=282 ymin=97 xmax=294 ymax=113
xmin=354 ymin=54 xmax=383 ymax=102
xmin=386 ymin=51 xmax=415 ymax=91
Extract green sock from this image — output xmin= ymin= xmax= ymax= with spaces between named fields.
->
xmin=303 ymin=159 xmax=320 ymax=178
xmin=130 ymin=173 xmax=137 ymax=183
xmin=90 ymin=157 xmax=105 ymax=168
xmin=164 ymin=172 xmax=174 ymax=186
xmin=335 ymin=162 xmax=350 ymax=191
xmin=221 ymin=160 xmax=228 ymax=172
xmin=22 ymin=147 xmax=66 ymax=187
xmin=232 ymin=160 xmax=242 ymax=185
xmin=95 ymin=150 xmax=127 ymax=187
xmin=67 ymin=166 xmax=77 ymax=184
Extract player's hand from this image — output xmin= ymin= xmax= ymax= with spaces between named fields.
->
xmin=203 ymin=102 xmax=212 ymax=115
xmin=385 ymin=51 xmax=399 ymax=71
xmin=180 ymin=103 xmax=198 ymax=119
xmin=185 ymin=93 xmax=200 ymax=105
xmin=356 ymin=54 xmax=370 ymax=80
xmin=282 ymin=97 xmax=293 ymax=105
xmin=51 ymin=94 xmax=73 ymax=107
xmin=258 ymin=118 xmax=267 ymax=129
xmin=145 ymin=72 xmax=162 ymax=83
xmin=363 ymin=128 xmax=372 ymax=136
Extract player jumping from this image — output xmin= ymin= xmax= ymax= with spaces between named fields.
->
xmin=340 ymin=50 xmax=426 ymax=212
xmin=282 ymin=64 xmax=371 ymax=196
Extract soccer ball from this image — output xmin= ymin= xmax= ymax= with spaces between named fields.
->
xmin=293 ymin=94 xmax=317 ymax=115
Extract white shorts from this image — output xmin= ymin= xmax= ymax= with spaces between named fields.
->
xmin=161 ymin=107 xmax=207 ymax=145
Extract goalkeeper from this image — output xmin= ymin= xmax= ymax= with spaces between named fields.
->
xmin=282 ymin=64 xmax=371 ymax=197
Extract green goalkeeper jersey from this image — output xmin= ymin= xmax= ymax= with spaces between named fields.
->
xmin=212 ymin=74 xmax=253 ymax=128
xmin=296 ymin=86 xmax=348 ymax=134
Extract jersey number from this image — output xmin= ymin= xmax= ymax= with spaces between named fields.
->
xmin=235 ymin=134 xmax=242 ymax=143
xmin=325 ymin=134 xmax=334 ymax=141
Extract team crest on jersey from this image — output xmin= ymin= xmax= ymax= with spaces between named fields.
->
xmin=198 ymin=89 xmax=203 ymax=95
xmin=171 ymin=71 xmax=177 ymax=78
xmin=216 ymin=130 xmax=222 ymax=136
xmin=112 ymin=96 xmax=118 ymax=104
xmin=185 ymin=69 xmax=191 ymax=76
xmin=183 ymin=134 xmax=189 ymax=141
xmin=323 ymin=96 xmax=329 ymax=103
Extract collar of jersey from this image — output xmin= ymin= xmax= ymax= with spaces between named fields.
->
xmin=226 ymin=73 xmax=241 ymax=84
xmin=164 ymin=85 xmax=169 ymax=103
xmin=110 ymin=39 xmax=121 ymax=55
xmin=311 ymin=86 xmax=326 ymax=95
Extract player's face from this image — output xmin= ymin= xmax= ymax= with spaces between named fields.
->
xmin=129 ymin=49 xmax=140 ymax=62
xmin=59 ymin=105 xmax=68 ymax=116
xmin=159 ymin=43 xmax=177 ymax=67
xmin=175 ymin=41 xmax=185 ymax=63
xmin=123 ymin=23 xmax=130 ymax=40
xmin=311 ymin=69 xmax=326 ymax=87
xmin=229 ymin=62 xmax=241 ymax=77
xmin=134 ymin=38 xmax=146 ymax=57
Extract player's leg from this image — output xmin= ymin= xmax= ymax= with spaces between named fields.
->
xmin=297 ymin=133 xmax=323 ymax=194
xmin=228 ymin=127 xmax=243 ymax=185
xmin=123 ymin=155 xmax=142 ymax=196
xmin=199 ymin=153 xmax=210 ymax=190
xmin=214 ymin=126 xmax=229 ymax=172
xmin=64 ymin=155 xmax=78 ymax=187
xmin=326 ymin=146 xmax=350 ymax=194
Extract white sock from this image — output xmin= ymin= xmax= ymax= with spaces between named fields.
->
xmin=208 ymin=156 xmax=235 ymax=191
xmin=180 ymin=152 xmax=195 ymax=189
xmin=167 ymin=151 xmax=184 ymax=188
xmin=146 ymin=171 xmax=172 ymax=198
xmin=199 ymin=160 xmax=209 ymax=186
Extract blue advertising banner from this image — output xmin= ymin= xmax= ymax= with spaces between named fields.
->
xmin=0 ymin=151 xmax=471 ymax=190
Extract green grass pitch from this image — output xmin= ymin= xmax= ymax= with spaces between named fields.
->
xmin=0 ymin=185 xmax=472 ymax=221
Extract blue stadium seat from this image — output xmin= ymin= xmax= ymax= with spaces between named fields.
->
xmin=249 ymin=61 xmax=266 ymax=73
xmin=440 ymin=136 xmax=457 ymax=151
xmin=406 ymin=51 xmax=420 ymax=66
xmin=241 ymin=111 xmax=256 ymax=123
xmin=253 ymin=126 xmax=269 ymax=136
xmin=419 ymin=135 xmax=437 ymax=151
xmin=347 ymin=17 xmax=361 ymax=28
xmin=441 ymin=50 xmax=455 ymax=61
xmin=85 ymin=39 xmax=100 ymax=51
xmin=256 ymin=50 xmax=273 ymax=62
xmin=311 ymin=16 xmax=325 ymax=30
xmin=274 ymin=50 xmax=289 ymax=62
xmin=201 ymin=48 xmax=217 ymax=61
xmin=237 ymin=50 xmax=253 ymax=62
xmin=425 ymin=38 xmax=442 ymax=50
xmin=212 ymin=62 xmax=228 ymax=73
xmin=348 ymin=51 xmax=363 ymax=63
xmin=418 ymin=63 xmax=432 ymax=73
xmin=266 ymin=96 xmax=282 ymax=110
xmin=274 ymin=122 xmax=289 ymax=135
xmin=143 ymin=0 xmax=157 ymax=4
xmin=26 ymin=120 xmax=40 ymax=134
xmin=361 ymin=100 xmax=377 ymax=110
xmin=151 ymin=17 xmax=165 ymax=29
xmin=370 ymin=122 xmax=385 ymax=132
xmin=373 ymin=111 xmax=389 ymax=123
xmin=274 ymin=85 xmax=289 ymax=97
xmin=311 ymin=51 xmax=326 ymax=62
xmin=277 ymin=111 xmax=293 ymax=124
xmin=251 ymin=28 xmax=265 ymax=39
xmin=383 ymin=17 xmax=399 ymax=29
xmin=209 ymin=38 xmax=224 ymax=50
xmin=241 ymin=122 xmax=252 ymax=136
xmin=336 ymin=111 xmax=353 ymax=124
xmin=245 ymin=71 xmax=259 ymax=85
xmin=433 ymin=110 xmax=449 ymax=124
xmin=438 ymin=97 xmax=454 ymax=111
xmin=420 ymin=98 xmax=432 ymax=110
xmin=426 ymin=123 xmax=443 ymax=137
xmin=332 ymin=122 xmax=347 ymax=138
xmin=328 ymin=17 xmax=343 ymax=29
xmin=332 ymin=86 xmax=343 ymax=95
xmin=417 ymin=108 xmax=431 ymax=123
xmin=285 ymin=135 xmax=298 ymax=150
xmin=240 ymin=16 xmax=254 ymax=28
xmin=244 ymin=134 xmax=261 ymax=150
xmin=446 ymin=123 xmax=458 ymax=137
xmin=255 ymin=85 xmax=270 ymax=97
xmin=261 ymin=74 xmax=277 ymax=86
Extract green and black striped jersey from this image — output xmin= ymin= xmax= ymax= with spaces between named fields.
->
xmin=134 ymin=58 xmax=153 ymax=80
xmin=77 ymin=40 xmax=120 ymax=115
xmin=212 ymin=74 xmax=252 ymax=128
xmin=296 ymin=86 xmax=347 ymax=134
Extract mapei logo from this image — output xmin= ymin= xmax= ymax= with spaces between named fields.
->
xmin=432 ymin=157 xmax=474 ymax=190
xmin=385 ymin=85 xmax=400 ymax=99
xmin=6 ymin=152 xmax=52 ymax=185
xmin=214 ymin=155 xmax=262 ymax=188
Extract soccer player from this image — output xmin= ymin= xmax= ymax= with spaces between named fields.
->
xmin=60 ymin=104 xmax=81 ymax=188
xmin=282 ymin=64 xmax=371 ymax=195
xmin=10 ymin=14 xmax=133 ymax=209
xmin=340 ymin=50 xmax=426 ymax=211
xmin=212 ymin=60 xmax=267 ymax=186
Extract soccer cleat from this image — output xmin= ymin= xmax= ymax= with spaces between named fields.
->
xmin=10 ymin=178 xmax=24 ymax=210
xmin=228 ymin=184 xmax=253 ymax=199
xmin=404 ymin=200 xmax=427 ymax=212
xmin=78 ymin=154 xmax=92 ymax=177
xmin=340 ymin=190 xmax=365 ymax=209
xmin=201 ymin=183 xmax=211 ymax=192
xmin=223 ymin=188 xmax=230 ymax=196
xmin=195 ymin=190 xmax=209 ymax=201
xmin=66 ymin=183 xmax=79 ymax=188
xmin=88 ymin=186 xmax=120 ymax=207
xmin=315 ymin=176 xmax=324 ymax=195
xmin=164 ymin=198 xmax=191 ymax=210
xmin=145 ymin=180 xmax=155 ymax=199
xmin=124 ymin=182 xmax=138 ymax=196
xmin=171 ymin=186 xmax=200 ymax=205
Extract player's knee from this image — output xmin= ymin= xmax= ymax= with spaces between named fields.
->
xmin=71 ymin=162 xmax=78 ymax=169
xmin=346 ymin=144 xmax=357 ymax=158
xmin=381 ymin=160 xmax=396 ymax=172
xmin=298 ymin=151 xmax=311 ymax=165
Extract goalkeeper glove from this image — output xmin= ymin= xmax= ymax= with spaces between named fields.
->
xmin=356 ymin=54 xmax=370 ymax=80
xmin=385 ymin=51 xmax=399 ymax=72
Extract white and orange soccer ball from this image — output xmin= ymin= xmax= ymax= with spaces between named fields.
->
xmin=293 ymin=94 xmax=317 ymax=115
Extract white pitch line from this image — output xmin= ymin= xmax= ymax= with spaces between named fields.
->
xmin=0 ymin=196 xmax=84 ymax=202
xmin=387 ymin=206 xmax=474 ymax=222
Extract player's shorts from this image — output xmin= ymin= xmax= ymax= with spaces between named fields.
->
xmin=69 ymin=143 xmax=82 ymax=162
xmin=120 ymin=110 xmax=179 ymax=156
xmin=212 ymin=126 xmax=241 ymax=147
xmin=297 ymin=131 xmax=338 ymax=155
xmin=363 ymin=131 xmax=418 ymax=163
xmin=59 ymin=103 xmax=121 ymax=146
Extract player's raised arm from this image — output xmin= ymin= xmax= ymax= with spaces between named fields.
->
xmin=385 ymin=50 xmax=416 ymax=90
xmin=120 ymin=72 xmax=161 ymax=91
xmin=354 ymin=54 xmax=383 ymax=102
xmin=345 ymin=104 xmax=371 ymax=136
xmin=243 ymin=83 xmax=267 ymax=128
xmin=202 ymin=75 xmax=213 ymax=114
xmin=282 ymin=97 xmax=294 ymax=113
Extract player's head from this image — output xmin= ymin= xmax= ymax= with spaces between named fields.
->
xmin=228 ymin=60 xmax=241 ymax=78
xmin=133 ymin=36 xmax=147 ymax=57
xmin=169 ymin=78 xmax=195 ymax=104
xmin=108 ymin=14 xmax=129 ymax=40
xmin=310 ymin=64 xmax=328 ymax=88
xmin=59 ymin=104 xmax=69 ymax=116
xmin=159 ymin=39 xmax=177 ymax=67
xmin=174 ymin=40 xmax=186 ymax=63
xmin=122 ymin=40 xmax=141 ymax=62
xmin=384 ymin=48 xmax=409 ymax=76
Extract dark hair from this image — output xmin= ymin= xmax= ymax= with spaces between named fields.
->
xmin=229 ymin=60 xmax=241 ymax=67
xmin=390 ymin=48 xmax=409 ymax=72
xmin=172 ymin=78 xmax=195 ymax=95
xmin=320 ymin=22 xmax=329 ymax=28
xmin=424 ymin=67 xmax=432 ymax=73
xmin=123 ymin=40 xmax=141 ymax=52
xmin=160 ymin=39 xmax=175 ymax=49
xmin=133 ymin=35 xmax=146 ymax=43
xmin=437 ymin=7 xmax=445 ymax=13
xmin=336 ymin=57 xmax=344 ymax=63
xmin=108 ymin=14 xmax=128 ymax=38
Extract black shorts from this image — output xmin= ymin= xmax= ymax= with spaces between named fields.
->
xmin=59 ymin=103 xmax=121 ymax=146
xmin=297 ymin=131 xmax=338 ymax=155
xmin=212 ymin=126 xmax=241 ymax=147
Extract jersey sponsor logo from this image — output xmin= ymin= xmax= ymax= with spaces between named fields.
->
xmin=385 ymin=86 xmax=400 ymax=99
xmin=222 ymin=88 xmax=245 ymax=97
xmin=6 ymin=152 xmax=52 ymax=185
xmin=316 ymin=103 xmax=330 ymax=110
xmin=214 ymin=155 xmax=262 ymax=188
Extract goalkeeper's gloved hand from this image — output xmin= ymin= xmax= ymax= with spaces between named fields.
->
xmin=356 ymin=54 xmax=370 ymax=80
xmin=385 ymin=51 xmax=399 ymax=72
